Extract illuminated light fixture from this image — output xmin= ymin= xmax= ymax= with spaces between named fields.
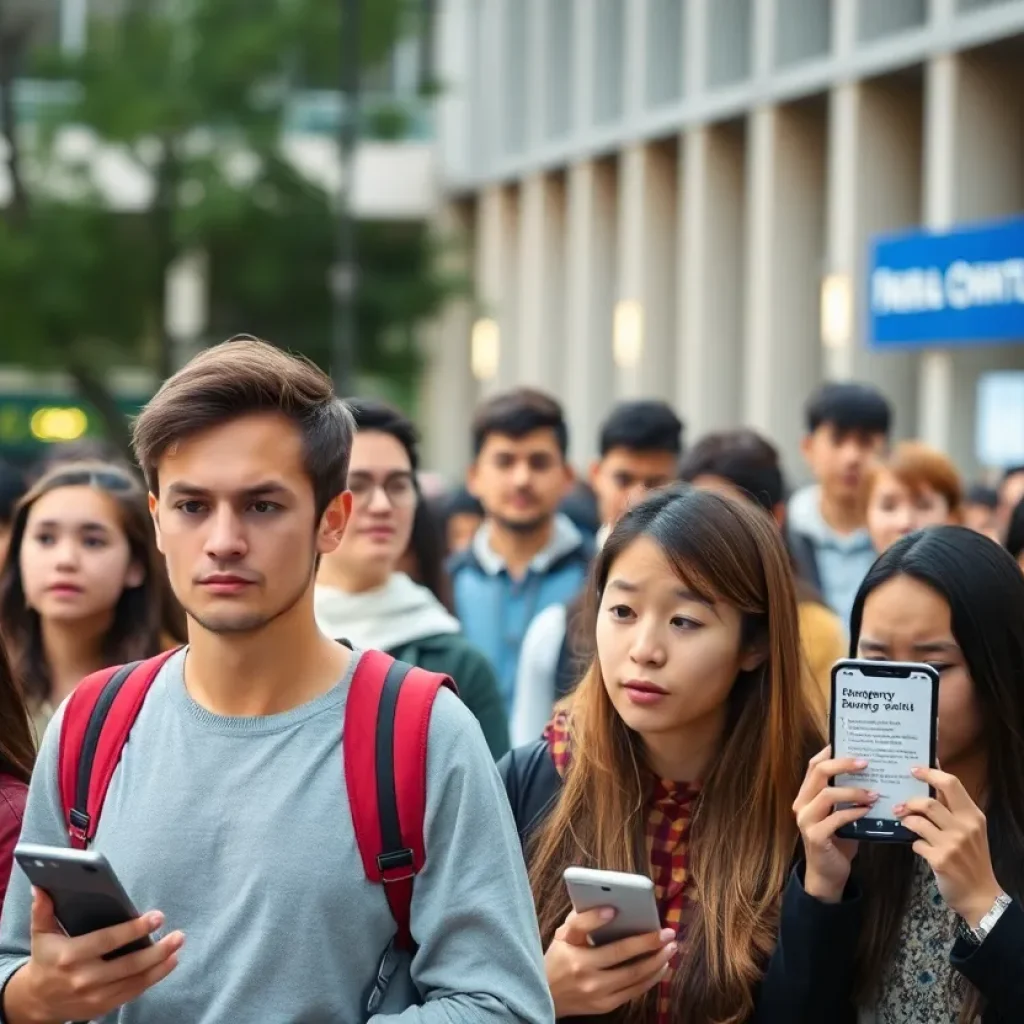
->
xmin=821 ymin=273 xmax=853 ymax=350
xmin=471 ymin=317 xmax=500 ymax=381
xmin=30 ymin=406 xmax=89 ymax=442
xmin=613 ymin=299 xmax=644 ymax=369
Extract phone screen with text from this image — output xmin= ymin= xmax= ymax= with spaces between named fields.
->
xmin=832 ymin=666 xmax=935 ymax=823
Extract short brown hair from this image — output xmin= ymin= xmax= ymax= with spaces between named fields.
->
xmin=471 ymin=387 xmax=568 ymax=457
xmin=869 ymin=441 xmax=964 ymax=519
xmin=133 ymin=336 xmax=354 ymax=517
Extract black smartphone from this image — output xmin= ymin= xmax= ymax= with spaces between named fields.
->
xmin=829 ymin=659 xmax=940 ymax=843
xmin=14 ymin=843 xmax=152 ymax=960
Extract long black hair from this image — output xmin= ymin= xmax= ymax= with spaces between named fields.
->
xmin=848 ymin=526 xmax=1024 ymax=1020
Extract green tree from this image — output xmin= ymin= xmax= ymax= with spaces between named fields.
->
xmin=0 ymin=0 xmax=461 ymax=450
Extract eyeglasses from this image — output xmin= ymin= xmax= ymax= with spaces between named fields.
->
xmin=348 ymin=473 xmax=418 ymax=509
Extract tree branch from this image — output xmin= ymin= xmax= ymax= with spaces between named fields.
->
xmin=66 ymin=356 xmax=135 ymax=459
xmin=0 ymin=3 xmax=32 ymax=224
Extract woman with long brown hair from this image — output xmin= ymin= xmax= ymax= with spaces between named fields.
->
xmin=500 ymin=487 xmax=824 ymax=1022
xmin=0 ymin=636 xmax=35 ymax=908
xmin=0 ymin=461 xmax=185 ymax=739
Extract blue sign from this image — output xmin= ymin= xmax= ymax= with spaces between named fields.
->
xmin=868 ymin=215 xmax=1024 ymax=349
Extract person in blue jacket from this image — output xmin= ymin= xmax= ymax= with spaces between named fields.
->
xmin=449 ymin=388 xmax=590 ymax=712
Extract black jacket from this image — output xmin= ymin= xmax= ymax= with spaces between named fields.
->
xmin=499 ymin=741 xmax=1024 ymax=1022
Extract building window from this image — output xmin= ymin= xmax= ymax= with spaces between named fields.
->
xmin=546 ymin=0 xmax=574 ymax=140
xmin=858 ymin=0 xmax=927 ymax=43
xmin=593 ymin=0 xmax=624 ymax=125
xmin=707 ymin=0 xmax=751 ymax=90
xmin=775 ymin=0 xmax=831 ymax=68
xmin=646 ymin=0 xmax=685 ymax=107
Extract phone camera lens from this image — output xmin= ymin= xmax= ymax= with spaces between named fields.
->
xmin=600 ymin=886 xmax=611 ymax=892
xmin=82 ymin=865 xmax=98 ymax=874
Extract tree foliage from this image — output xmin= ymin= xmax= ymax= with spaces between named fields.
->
xmin=0 ymin=0 xmax=461 ymax=445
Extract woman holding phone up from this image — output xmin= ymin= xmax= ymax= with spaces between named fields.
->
xmin=500 ymin=488 xmax=823 ymax=1022
xmin=789 ymin=526 xmax=1024 ymax=1022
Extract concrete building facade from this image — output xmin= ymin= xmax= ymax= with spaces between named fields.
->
xmin=422 ymin=0 xmax=1024 ymax=482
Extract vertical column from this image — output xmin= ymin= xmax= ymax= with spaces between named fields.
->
xmin=824 ymin=78 xmax=921 ymax=435
xmin=564 ymin=160 xmax=617 ymax=463
xmin=919 ymin=55 xmax=957 ymax=452
xmin=744 ymin=103 xmax=827 ymax=467
xmin=419 ymin=202 xmax=476 ymax=479
xmin=678 ymin=124 xmax=745 ymax=437
xmin=616 ymin=143 xmax=677 ymax=400
xmin=434 ymin=0 xmax=471 ymax=181
xmin=475 ymin=184 xmax=520 ymax=394
xmin=517 ymin=173 xmax=566 ymax=390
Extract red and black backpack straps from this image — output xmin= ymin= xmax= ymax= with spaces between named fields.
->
xmin=57 ymin=646 xmax=455 ymax=951
xmin=343 ymin=649 xmax=456 ymax=950
xmin=58 ymin=650 xmax=178 ymax=850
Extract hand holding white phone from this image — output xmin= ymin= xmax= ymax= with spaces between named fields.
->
xmin=542 ymin=867 xmax=675 ymax=1018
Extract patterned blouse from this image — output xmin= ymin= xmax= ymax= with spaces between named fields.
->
xmin=864 ymin=858 xmax=966 ymax=1024
xmin=544 ymin=712 xmax=701 ymax=1024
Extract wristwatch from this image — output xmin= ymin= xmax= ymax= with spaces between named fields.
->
xmin=958 ymin=891 xmax=1012 ymax=946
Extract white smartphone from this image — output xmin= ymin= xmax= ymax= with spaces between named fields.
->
xmin=15 ymin=843 xmax=152 ymax=960
xmin=829 ymin=659 xmax=940 ymax=843
xmin=563 ymin=867 xmax=661 ymax=945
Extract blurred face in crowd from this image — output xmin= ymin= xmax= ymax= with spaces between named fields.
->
xmin=321 ymin=430 xmax=417 ymax=591
xmin=867 ymin=469 xmax=955 ymax=554
xmin=802 ymin=425 xmax=886 ymax=506
xmin=857 ymin=574 xmax=981 ymax=770
xmin=469 ymin=430 xmax=572 ymax=534
xmin=962 ymin=501 xmax=999 ymax=542
xmin=590 ymin=448 xmax=678 ymax=529
xmin=151 ymin=412 xmax=348 ymax=634
xmin=447 ymin=511 xmax=482 ymax=554
xmin=596 ymin=535 xmax=760 ymax=752
xmin=20 ymin=485 xmax=143 ymax=629
xmin=998 ymin=471 xmax=1024 ymax=539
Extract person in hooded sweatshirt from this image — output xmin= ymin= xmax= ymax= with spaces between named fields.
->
xmin=315 ymin=399 xmax=510 ymax=759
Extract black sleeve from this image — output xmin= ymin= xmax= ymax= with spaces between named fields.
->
xmin=497 ymin=741 xmax=561 ymax=848
xmin=751 ymin=864 xmax=861 ymax=1024
xmin=950 ymin=899 xmax=1024 ymax=1020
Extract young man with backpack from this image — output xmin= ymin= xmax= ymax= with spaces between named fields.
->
xmin=0 ymin=337 xmax=553 ymax=1024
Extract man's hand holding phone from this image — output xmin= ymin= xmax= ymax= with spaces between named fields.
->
xmin=3 ymin=888 xmax=183 ymax=1024
xmin=544 ymin=907 xmax=676 ymax=1018
xmin=793 ymin=746 xmax=879 ymax=903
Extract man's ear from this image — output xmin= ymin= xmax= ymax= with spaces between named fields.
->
xmin=318 ymin=491 xmax=352 ymax=555
xmin=466 ymin=462 xmax=481 ymax=500
xmin=148 ymin=493 xmax=164 ymax=555
xmin=587 ymin=459 xmax=602 ymax=489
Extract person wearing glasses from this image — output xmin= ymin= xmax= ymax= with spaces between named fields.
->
xmin=315 ymin=400 xmax=509 ymax=758
xmin=0 ymin=461 xmax=185 ymax=741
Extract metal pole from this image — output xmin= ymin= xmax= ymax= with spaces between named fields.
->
xmin=331 ymin=0 xmax=361 ymax=395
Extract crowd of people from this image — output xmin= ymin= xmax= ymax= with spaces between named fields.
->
xmin=0 ymin=335 xmax=1021 ymax=1022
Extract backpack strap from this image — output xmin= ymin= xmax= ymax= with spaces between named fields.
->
xmin=58 ymin=651 xmax=179 ymax=849
xmin=344 ymin=649 xmax=456 ymax=951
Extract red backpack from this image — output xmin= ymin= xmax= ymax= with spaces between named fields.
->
xmin=57 ymin=647 xmax=456 ymax=952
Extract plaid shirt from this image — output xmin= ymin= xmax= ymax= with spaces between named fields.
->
xmin=544 ymin=713 xmax=700 ymax=1023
